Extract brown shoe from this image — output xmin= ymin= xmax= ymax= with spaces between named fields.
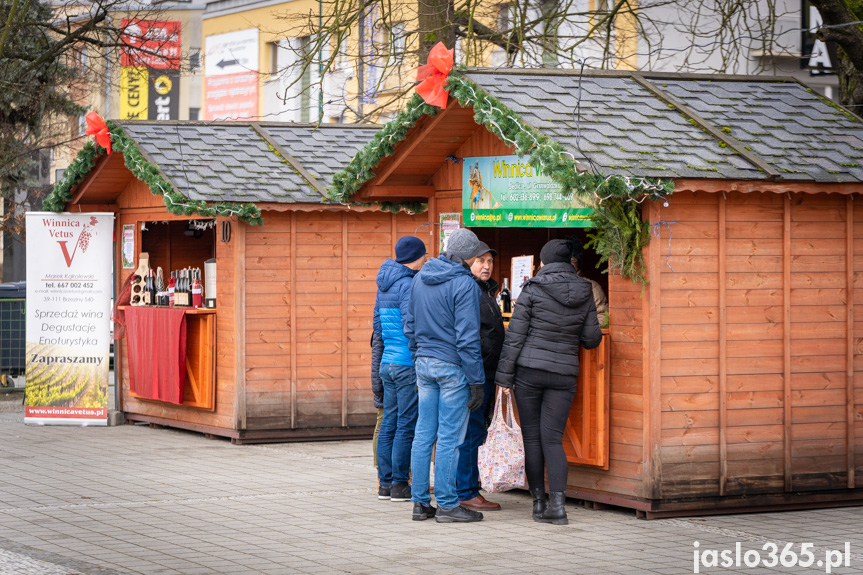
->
xmin=459 ymin=494 xmax=501 ymax=511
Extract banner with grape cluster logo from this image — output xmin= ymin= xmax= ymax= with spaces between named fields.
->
xmin=25 ymin=213 xmax=114 ymax=426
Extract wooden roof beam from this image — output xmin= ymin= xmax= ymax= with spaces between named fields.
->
xmin=371 ymin=98 xmax=456 ymax=186
xmin=363 ymin=185 xmax=436 ymax=200
xmin=70 ymin=154 xmax=115 ymax=205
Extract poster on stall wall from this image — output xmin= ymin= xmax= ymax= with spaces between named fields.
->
xmin=510 ymin=255 xmax=534 ymax=301
xmin=439 ymin=213 xmax=460 ymax=254
xmin=122 ymin=224 xmax=135 ymax=269
xmin=24 ymin=213 xmax=114 ymax=426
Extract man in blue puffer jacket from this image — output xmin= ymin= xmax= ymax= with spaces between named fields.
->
xmin=404 ymin=228 xmax=487 ymax=524
xmin=373 ymin=236 xmax=428 ymax=502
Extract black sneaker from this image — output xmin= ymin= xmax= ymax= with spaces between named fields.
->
xmin=390 ymin=482 xmax=411 ymax=502
xmin=412 ymin=502 xmax=437 ymax=521
xmin=378 ymin=485 xmax=391 ymax=500
xmin=435 ymin=505 xmax=483 ymax=523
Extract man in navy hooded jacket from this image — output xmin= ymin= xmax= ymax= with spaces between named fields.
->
xmin=372 ymin=236 xmax=428 ymax=502
xmin=404 ymin=228 xmax=486 ymax=523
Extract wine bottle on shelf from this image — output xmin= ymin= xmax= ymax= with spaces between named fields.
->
xmin=192 ymin=269 xmax=203 ymax=309
xmin=155 ymin=267 xmax=166 ymax=306
xmin=144 ymin=269 xmax=155 ymax=306
xmin=175 ymin=269 xmax=183 ymax=307
xmin=176 ymin=268 xmax=190 ymax=307
xmin=500 ymin=278 xmax=512 ymax=314
xmin=168 ymin=271 xmax=176 ymax=307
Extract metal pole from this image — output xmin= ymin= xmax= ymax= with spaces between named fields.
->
xmin=357 ymin=0 xmax=364 ymax=119
xmin=319 ymin=0 xmax=324 ymax=120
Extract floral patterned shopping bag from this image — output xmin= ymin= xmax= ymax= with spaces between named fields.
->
xmin=478 ymin=388 xmax=526 ymax=492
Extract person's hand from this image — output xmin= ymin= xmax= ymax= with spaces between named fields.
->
xmin=501 ymin=387 xmax=511 ymax=397
xmin=373 ymin=391 xmax=383 ymax=404
xmin=468 ymin=385 xmax=484 ymax=411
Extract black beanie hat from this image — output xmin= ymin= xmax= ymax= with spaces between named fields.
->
xmin=540 ymin=239 xmax=573 ymax=265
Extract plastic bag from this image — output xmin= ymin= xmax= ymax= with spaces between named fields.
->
xmin=478 ymin=388 xmax=526 ymax=492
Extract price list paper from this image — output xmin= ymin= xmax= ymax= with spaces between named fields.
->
xmin=25 ymin=213 xmax=114 ymax=426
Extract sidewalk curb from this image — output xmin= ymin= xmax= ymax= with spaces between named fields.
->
xmin=107 ymin=410 xmax=126 ymax=426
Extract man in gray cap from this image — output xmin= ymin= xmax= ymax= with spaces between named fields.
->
xmin=404 ymin=227 xmax=486 ymax=523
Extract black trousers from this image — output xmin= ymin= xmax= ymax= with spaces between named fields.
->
xmin=513 ymin=367 xmax=576 ymax=493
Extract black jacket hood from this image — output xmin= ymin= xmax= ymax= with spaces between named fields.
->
xmin=526 ymin=262 xmax=592 ymax=308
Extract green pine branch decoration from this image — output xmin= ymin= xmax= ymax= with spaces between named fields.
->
xmin=327 ymin=91 xmax=437 ymax=214
xmin=44 ymin=122 xmax=264 ymax=225
xmin=328 ymin=70 xmax=674 ymax=284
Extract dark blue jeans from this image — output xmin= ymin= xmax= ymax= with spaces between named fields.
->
xmin=455 ymin=374 xmax=496 ymax=501
xmin=376 ymin=363 xmax=418 ymax=486
xmin=410 ymin=357 xmax=470 ymax=509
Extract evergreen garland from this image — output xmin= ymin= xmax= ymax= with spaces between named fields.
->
xmin=44 ymin=122 xmax=264 ymax=225
xmin=328 ymin=71 xmax=674 ymax=284
xmin=328 ymin=92 xmax=438 ymax=213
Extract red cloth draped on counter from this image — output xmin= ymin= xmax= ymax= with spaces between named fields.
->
xmin=125 ymin=307 xmax=187 ymax=404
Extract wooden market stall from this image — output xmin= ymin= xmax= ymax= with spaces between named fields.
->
xmin=332 ymin=68 xmax=863 ymax=517
xmin=47 ymin=121 xmax=431 ymax=443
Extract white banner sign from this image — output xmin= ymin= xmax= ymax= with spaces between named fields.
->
xmin=204 ymin=28 xmax=259 ymax=77
xmin=25 ymin=213 xmax=114 ymax=426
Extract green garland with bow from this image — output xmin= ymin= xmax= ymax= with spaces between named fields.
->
xmin=328 ymin=70 xmax=673 ymax=284
xmin=44 ymin=121 xmax=263 ymax=225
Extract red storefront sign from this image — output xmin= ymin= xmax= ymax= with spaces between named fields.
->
xmin=121 ymin=19 xmax=182 ymax=69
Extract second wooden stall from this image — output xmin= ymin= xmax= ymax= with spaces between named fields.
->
xmin=335 ymin=67 xmax=863 ymax=517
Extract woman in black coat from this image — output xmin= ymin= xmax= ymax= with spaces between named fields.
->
xmin=494 ymin=239 xmax=602 ymax=525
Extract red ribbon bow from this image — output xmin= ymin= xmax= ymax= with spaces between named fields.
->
xmin=85 ymin=111 xmax=112 ymax=155
xmin=416 ymin=42 xmax=454 ymax=109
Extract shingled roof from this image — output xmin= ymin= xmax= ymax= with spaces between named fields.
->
xmin=118 ymin=121 xmax=380 ymax=204
xmin=462 ymin=69 xmax=863 ymax=183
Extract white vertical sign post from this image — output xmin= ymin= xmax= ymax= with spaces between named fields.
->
xmin=25 ymin=213 xmax=114 ymax=426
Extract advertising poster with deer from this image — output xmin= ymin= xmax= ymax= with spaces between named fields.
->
xmin=25 ymin=213 xmax=114 ymax=426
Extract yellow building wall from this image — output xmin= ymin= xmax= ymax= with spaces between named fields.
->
xmin=53 ymin=7 xmax=203 ymax=184
xmin=201 ymin=1 xmax=320 ymax=119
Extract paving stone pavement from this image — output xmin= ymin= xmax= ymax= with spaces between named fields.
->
xmin=1 ymin=391 xmax=862 ymax=575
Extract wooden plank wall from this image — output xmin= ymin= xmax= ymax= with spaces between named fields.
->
xmin=116 ymin=181 xmax=238 ymax=430
xmin=789 ymin=193 xmax=849 ymax=491
xmin=243 ymin=209 xmax=430 ymax=431
xmin=855 ymin=199 xmax=863 ymax=487
xmin=656 ymin=190 xmax=859 ymax=499
xmin=565 ymin=272 xmax=646 ymax=498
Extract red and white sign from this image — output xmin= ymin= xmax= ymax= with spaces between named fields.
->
xmin=204 ymin=73 xmax=258 ymax=120
xmin=121 ymin=19 xmax=182 ymax=69
xmin=25 ymin=213 xmax=114 ymax=427
xmin=204 ymin=28 xmax=259 ymax=121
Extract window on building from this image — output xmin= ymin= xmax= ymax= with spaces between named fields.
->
xmin=540 ymin=0 xmax=560 ymax=67
xmin=72 ymin=115 xmax=87 ymax=138
xmin=497 ymin=2 xmax=512 ymax=33
xmin=270 ymin=41 xmax=281 ymax=74
xmin=189 ymin=108 xmax=200 ymax=121
xmin=189 ymin=49 xmax=201 ymax=72
xmin=390 ymin=22 xmax=407 ymax=57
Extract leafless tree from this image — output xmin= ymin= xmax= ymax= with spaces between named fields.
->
xmin=267 ymin=0 xmax=859 ymax=123
xmin=809 ymin=0 xmax=863 ymax=115
xmin=0 ymin=0 xmax=179 ymax=236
